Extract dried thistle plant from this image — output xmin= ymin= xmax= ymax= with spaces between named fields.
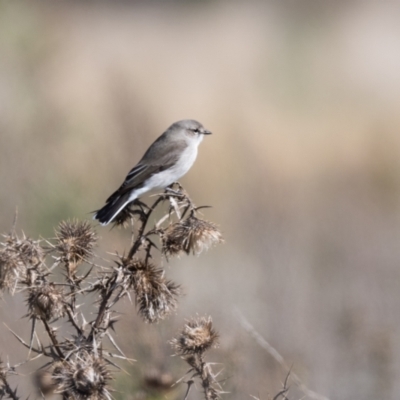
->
xmin=110 ymin=256 xmax=181 ymax=323
xmin=0 ymin=245 xmax=21 ymax=293
xmin=26 ymin=282 xmax=65 ymax=321
xmin=171 ymin=316 xmax=223 ymax=400
xmin=162 ymin=215 xmax=223 ymax=258
xmin=0 ymin=232 xmax=44 ymax=294
xmin=171 ymin=316 xmax=219 ymax=355
xmin=126 ymin=258 xmax=181 ymax=323
xmin=0 ymin=185 xmax=223 ymax=400
xmin=54 ymin=220 xmax=97 ymax=277
xmin=51 ymin=352 xmax=112 ymax=400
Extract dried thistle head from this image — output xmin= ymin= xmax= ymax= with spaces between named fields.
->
xmin=13 ymin=235 xmax=44 ymax=267
xmin=27 ymin=282 xmax=65 ymax=321
xmin=0 ymin=233 xmax=44 ymax=293
xmin=119 ymin=258 xmax=181 ymax=323
xmin=0 ymin=246 xmax=20 ymax=293
xmin=162 ymin=216 xmax=223 ymax=258
xmin=51 ymin=352 xmax=111 ymax=400
xmin=55 ymin=220 xmax=97 ymax=268
xmin=171 ymin=316 xmax=218 ymax=356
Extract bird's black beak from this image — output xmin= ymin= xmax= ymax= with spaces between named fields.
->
xmin=201 ymin=129 xmax=212 ymax=135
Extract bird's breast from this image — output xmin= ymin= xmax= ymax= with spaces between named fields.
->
xmin=144 ymin=146 xmax=198 ymax=190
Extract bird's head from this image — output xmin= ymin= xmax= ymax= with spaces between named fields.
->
xmin=170 ymin=119 xmax=212 ymax=144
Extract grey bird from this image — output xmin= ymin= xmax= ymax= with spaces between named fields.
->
xmin=93 ymin=119 xmax=212 ymax=225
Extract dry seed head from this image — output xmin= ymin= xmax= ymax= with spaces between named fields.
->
xmin=171 ymin=316 xmax=218 ymax=355
xmin=134 ymin=263 xmax=181 ymax=323
xmin=27 ymin=282 xmax=65 ymax=321
xmin=14 ymin=236 xmax=44 ymax=267
xmin=55 ymin=220 xmax=97 ymax=266
xmin=52 ymin=352 xmax=111 ymax=400
xmin=0 ymin=233 xmax=44 ymax=293
xmin=162 ymin=216 xmax=223 ymax=258
xmin=0 ymin=247 xmax=20 ymax=292
xmin=120 ymin=258 xmax=181 ymax=323
xmin=116 ymin=257 xmax=146 ymax=290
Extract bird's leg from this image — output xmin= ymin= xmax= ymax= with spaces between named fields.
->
xmin=165 ymin=188 xmax=180 ymax=196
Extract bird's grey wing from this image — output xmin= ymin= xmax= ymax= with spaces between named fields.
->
xmin=106 ymin=139 xmax=187 ymax=202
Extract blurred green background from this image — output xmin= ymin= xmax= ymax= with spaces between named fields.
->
xmin=1 ymin=0 xmax=400 ymax=399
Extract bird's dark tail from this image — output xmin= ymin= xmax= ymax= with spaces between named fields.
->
xmin=93 ymin=192 xmax=132 ymax=225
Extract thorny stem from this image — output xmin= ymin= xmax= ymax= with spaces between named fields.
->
xmin=64 ymin=304 xmax=83 ymax=336
xmin=194 ymin=354 xmax=218 ymax=400
xmin=144 ymin=239 xmax=153 ymax=265
xmin=87 ymin=282 xmax=116 ymax=342
xmin=127 ymin=196 xmax=165 ymax=260
xmin=65 ymin=266 xmax=81 ymax=333
xmin=42 ymin=319 xmax=64 ymax=360
xmin=89 ymin=193 xmax=170 ymax=341
xmin=0 ymin=375 xmax=19 ymax=400
xmin=127 ymin=184 xmax=195 ymax=260
xmin=89 ymin=187 xmax=195 ymax=342
xmin=183 ymin=380 xmax=194 ymax=400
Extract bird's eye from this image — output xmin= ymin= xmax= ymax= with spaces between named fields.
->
xmin=192 ymin=128 xmax=200 ymax=133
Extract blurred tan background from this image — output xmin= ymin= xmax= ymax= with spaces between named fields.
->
xmin=1 ymin=0 xmax=400 ymax=399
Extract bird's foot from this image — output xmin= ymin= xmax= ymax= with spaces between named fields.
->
xmin=165 ymin=182 xmax=184 ymax=196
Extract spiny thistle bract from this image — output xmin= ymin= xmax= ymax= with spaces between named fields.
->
xmin=50 ymin=352 xmax=111 ymax=400
xmin=27 ymin=282 xmax=65 ymax=321
xmin=12 ymin=236 xmax=44 ymax=268
xmin=0 ymin=245 xmax=20 ymax=293
xmin=55 ymin=220 xmax=97 ymax=266
xmin=0 ymin=233 xmax=44 ymax=293
xmin=171 ymin=316 xmax=219 ymax=355
xmin=118 ymin=257 xmax=181 ymax=323
xmin=162 ymin=216 xmax=223 ymax=258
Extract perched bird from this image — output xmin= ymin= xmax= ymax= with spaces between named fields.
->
xmin=93 ymin=119 xmax=212 ymax=225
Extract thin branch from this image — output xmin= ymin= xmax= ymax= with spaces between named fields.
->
xmin=127 ymin=195 xmax=165 ymax=259
xmin=64 ymin=304 xmax=83 ymax=336
xmin=4 ymin=324 xmax=43 ymax=355
xmin=41 ymin=320 xmax=64 ymax=360
xmin=272 ymin=368 xmax=291 ymax=400
xmin=87 ymin=286 xmax=114 ymax=342
xmin=183 ymin=380 xmax=194 ymax=400
xmin=235 ymin=310 xmax=330 ymax=400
